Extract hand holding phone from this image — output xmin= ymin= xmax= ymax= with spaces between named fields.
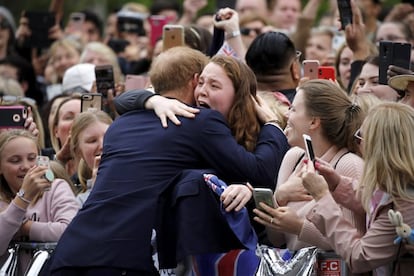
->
xmin=303 ymin=134 xmax=315 ymax=164
xmin=162 ymin=25 xmax=185 ymax=51
xmin=36 ymin=156 xmax=55 ymax=183
xmin=0 ymin=106 xmax=28 ymax=129
xmin=253 ymin=188 xmax=275 ymax=211
xmin=318 ymin=66 xmax=336 ymax=81
xmin=337 ymin=0 xmax=353 ymax=30
xmin=24 ymin=11 xmax=56 ymax=48
xmin=379 ymin=41 xmax=412 ymax=85
xmin=95 ymin=65 xmax=115 ymax=98
xmin=149 ymin=15 xmax=170 ymax=48
xmin=303 ymin=60 xmax=320 ymax=79
xmin=81 ymin=93 xmax=103 ymax=112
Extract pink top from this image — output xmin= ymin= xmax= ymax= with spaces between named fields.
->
xmin=0 ymin=178 xmax=79 ymax=274
xmin=307 ymin=191 xmax=414 ymax=275
xmin=270 ymin=145 xmax=366 ymax=250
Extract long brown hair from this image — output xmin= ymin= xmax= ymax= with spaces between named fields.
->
xmin=299 ymin=79 xmax=363 ymax=153
xmin=211 ymin=55 xmax=261 ymax=152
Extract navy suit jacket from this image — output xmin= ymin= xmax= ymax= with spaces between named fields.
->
xmin=49 ymin=108 xmax=289 ymax=273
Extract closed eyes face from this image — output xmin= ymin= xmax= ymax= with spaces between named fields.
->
xmin=78 ymin=122 xmax=109 ymax=170
xmin=194 ymin=62 xmax=235 ymax=119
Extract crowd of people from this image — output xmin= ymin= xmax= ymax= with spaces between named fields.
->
xmin=1 ymin=0 xmax=414 ymax=275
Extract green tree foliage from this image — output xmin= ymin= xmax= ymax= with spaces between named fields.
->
xmin=0 ymin=0 xmax=403 ymax=29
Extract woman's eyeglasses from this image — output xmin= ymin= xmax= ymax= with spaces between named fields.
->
xmin=354 ymin=128 xmax=364 ymax=144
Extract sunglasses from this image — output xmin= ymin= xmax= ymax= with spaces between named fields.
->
xmin=240 ymin=27 xmax=262 ymax=36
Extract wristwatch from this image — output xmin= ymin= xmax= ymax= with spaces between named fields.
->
xmin=16 ymin=189 xmax=31 ymax=204
xmin=226 ymin=30 xmax=241 ymax=40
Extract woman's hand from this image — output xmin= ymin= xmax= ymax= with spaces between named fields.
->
xmin=253 ymin=204 xmax=304 ymax=235
xmin=276 ymin=175 xmax=313 ymax=206
xmin=345 ymin=0 xmax=370 ymax=60
xmin=253 ymin=95 xmax=280 ymax=125
xmin=24 ymin=107 xmax=39 ymax=137
xmin=20 ymin=165 xmax=51 ymax=201
xmin=313 ymin=159 xmax=341 ymax=191
xmin=214 ymin=7 xmax=240 ymax=34
xmin=300 ymin=159 xmax=330 ymax=201
xmin=90 ymin=155 xmax=101 ymax=187
xmin=145 ymin=95 xmax=200 ymax=128
xmin=221 ymin=183 xmax=252 ymax=212
xmin=388 ymin=65 xmax=414 ymax=79
xmin=15 ymin=14 xmax=31 ymax=46
xmin=55 ymin=135 xmax=72 ymax=164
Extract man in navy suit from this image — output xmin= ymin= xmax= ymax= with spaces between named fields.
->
xmin=48 ymin=47 xmax=289 ymax=275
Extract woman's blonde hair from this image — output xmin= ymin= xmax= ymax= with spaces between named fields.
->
xmin=80 ymin=42 xmax=124 ymax=83
xmin=360 ymin=102 xmax=414 ymax=211
xmin=210 ymin=55 xmax=261 ymax=152
xmin=70 ymin=111 xmax=112 ymax=192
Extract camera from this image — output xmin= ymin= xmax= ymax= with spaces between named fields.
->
xmin=117 ymin=10 xmax=146 ymax=36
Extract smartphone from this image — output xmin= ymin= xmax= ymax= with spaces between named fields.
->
xmin=253 ymin=188 xmax=275 ymax=211
xmin=379 ymin=41 xmax=412 ymax=85
xmin=24 ymin=11 xmax=56 ymax=48
xmin=0 ymin=106 xmax=28 ymax=129
xmin=117 ymin=13 xmax=146 ymax=36
xmin=81 ymin=93 xmax=103 ymax=112
xmin=318 ymin=66 xmax=336 ymax=81
xmin=125 ymin=75 xmax=150 ymax=91
xmin=303 ymin=134 xmax=316 ymax=163
xmin=163 ymin=25 xmax=185 ymax=51
xmin=36 ymin=156 xmax=50 ymax=167
xmin=149 ymin=15 xmax=170 ymax=48
xmin=95 ymin=65 xmax=115 ymax=98
xmin=68 ymin=12 xmax=85 ymax=32
xmin=303 ymin=60 xmax=320 ymax=79
xmin=337 ymin=0 xmax=353 ymax=30
xmin=37 ymin=155 xmax=54 ymax=183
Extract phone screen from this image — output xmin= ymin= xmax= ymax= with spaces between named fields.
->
xmin=337 ymin=0 xmax=353 ymax=30
xmin=95 ymin=65 xmax=115 ymax=97
xmin=25 ymin=11 xmax=56 ymax=48
xmin=253 ymin=188 xmax=275 ymax=210
xmin=379 ymin=41 xmax=412 ymax=85
xmin=303 ymin=134 xmax=315 ymax=163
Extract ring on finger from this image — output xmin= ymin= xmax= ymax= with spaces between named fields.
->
xmin=270 ymin=217 xmax=274 ymax=224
